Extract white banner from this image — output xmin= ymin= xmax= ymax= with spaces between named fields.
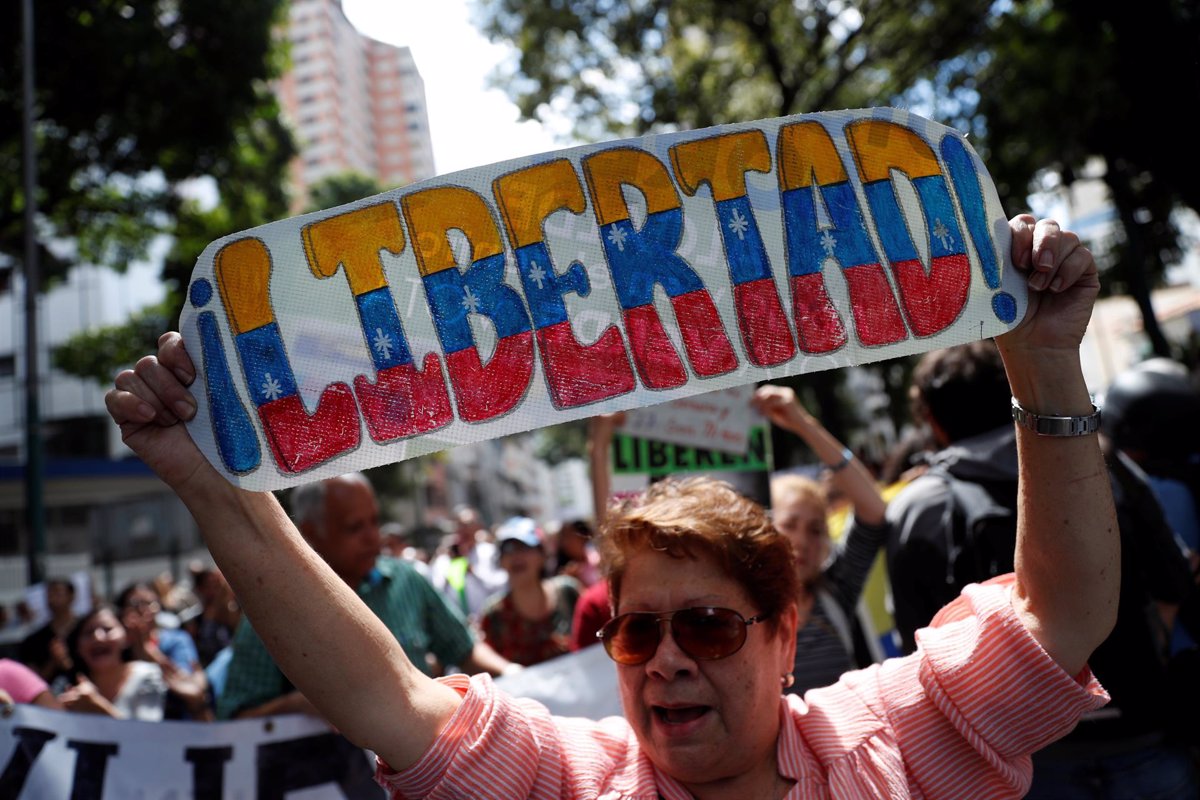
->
xmin=0 ymin=706 xmax=383 ymax=799
xmin=494 ymin=641 xmax=623 ymax=720
xmin=181 ymin=107 xmax=1024 ymax=490
xmin=0 ymin=647 xmax=624 ymax=798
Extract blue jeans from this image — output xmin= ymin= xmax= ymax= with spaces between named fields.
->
xmin=1025 ymin=741 xmax=1199 ymax=800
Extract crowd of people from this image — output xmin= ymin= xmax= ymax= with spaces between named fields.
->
xmin=0 ymin=476 xmax=633 ymax=723
xmin=1 ymin=215 xmax=1197 ymax=798
xmin=0 ymin=564 xmax=238 ymax=721
xmin=0 ymin=498 xmax=610 ymax=722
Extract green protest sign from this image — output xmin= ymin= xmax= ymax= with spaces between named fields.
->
xmin=611 ymin=426 xmax=773 ymax=476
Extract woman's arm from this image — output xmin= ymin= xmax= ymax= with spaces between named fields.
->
xmin=58 ymin=676 xmax=123 ymax=718
xmin=105 ymin=333 xmax=461 ymax=770
xmin=588 ymin=413 xmax=623 ymax=527
xmin=30 ymin=690 xmax=63 ymax=710
xmin=162 ymin=659 xmax=214 ymax=721
xmin=996 ymin=215 xmax=1118 ymax=676
xmin=752 ymin=386 xmax=886 ymax=527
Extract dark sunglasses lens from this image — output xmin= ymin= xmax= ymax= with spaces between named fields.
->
xmin=605 ymin=613 xmax=661 ymax=665
xmin=673 ymin=608 xmax=747 ymax=660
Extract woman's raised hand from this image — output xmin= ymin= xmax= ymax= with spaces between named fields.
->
xmin=105 ymin=332 xmax=213 ymax=491
xmin=998 ymin=214 xmax=1099 ymax=356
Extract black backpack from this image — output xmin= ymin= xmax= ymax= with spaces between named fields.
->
xmin=931 ymin=466 xmax=1020 ymax=590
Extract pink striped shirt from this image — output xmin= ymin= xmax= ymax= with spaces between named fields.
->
xmin=377 ymin=582 xmax=1108 ymax=799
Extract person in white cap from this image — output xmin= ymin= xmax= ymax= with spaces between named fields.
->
xmin=477 ymin=517 xmax=583 ymax=667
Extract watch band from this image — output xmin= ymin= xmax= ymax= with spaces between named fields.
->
xmin=1010 ymin=396 xmax=1101 ymax=437
xmin=826 ymin=446 xmax=854 ymax=472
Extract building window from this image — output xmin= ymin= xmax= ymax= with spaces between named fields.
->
xmin=43 ymin=415 xmax=109 ymax=459
xmin=0 ymin=354 xmax=15 ymax=378
xmin=0 ymin=509 xmax=20 ymax=555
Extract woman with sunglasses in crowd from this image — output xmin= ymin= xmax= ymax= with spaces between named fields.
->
xmin=106 ymin=215 xmax=1115 ymax=799
xmin=58 ymin=601 xmax=214 ymax=722
xmin=114 ymin=580 xmax=212 ymax=720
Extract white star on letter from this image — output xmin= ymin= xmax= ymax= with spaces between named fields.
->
xmin=461 ymin=285 xmax=480 ymax=314
xmin=820 ymin=229 xmax=837 ymax=257
xmin=372 ymin=327 xmax=394 ymax=360
xmin=606 ymin=223 xmax=628 ymax=252
xmin=261 ymin=373 xmax=283 ymax=402
xmin=528 ymin=261 xmax=547 ymax=290
xmin=933 ymin=219 xmax=953 ymax=250
xmin=728 ymin=208 xmax=750 ymax=240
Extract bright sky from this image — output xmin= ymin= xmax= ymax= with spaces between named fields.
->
xmin=341 ymin=0 xmax=573 ymax=176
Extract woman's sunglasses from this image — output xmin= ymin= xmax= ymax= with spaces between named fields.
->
xmin=597 ymin=606 xmax=768 ymax=666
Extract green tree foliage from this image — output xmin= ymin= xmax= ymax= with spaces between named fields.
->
xmin=2 ymin=2 xmax=298 ymax=380
xmin=1 ymin=0 xmax=294 ymax=284
xmin=53 ymin=300 xmax=174 ymax=385
xmin=534 ymin=420 xmax=589 ymax=465
xmin=477 ymin=0 xmax=993 ymax=139
xmin=304 ymin=171 xmax=387 ymax=213
xmin=162 ymin=103 xmax=296 ymax=302
xmin=926 ymin=0 xmax=1200 ymax=356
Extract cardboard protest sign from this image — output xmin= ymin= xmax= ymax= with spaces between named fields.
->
xmin=612 ymin=426 xmax=772 ymax=477
xmin=180 ymin=107 xmax=1024 ymax=491
xmin=610 ymin=423 xmax=774 ymax=509
xmin=622 ymin=386 xmax=756 ymax=454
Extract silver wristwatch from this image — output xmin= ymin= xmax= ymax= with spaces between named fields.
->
xmin=1010 ymin=397 xmax=1101 ymax=437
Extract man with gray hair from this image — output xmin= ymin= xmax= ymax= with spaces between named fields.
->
xmin=217 ymin=473 xmax=514 ymax=719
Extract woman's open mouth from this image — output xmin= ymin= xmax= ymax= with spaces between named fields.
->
xmin=653 ymin=705 xmax=710 ymax=725
xmin=86 ymin=643 xmax=117 ymax=660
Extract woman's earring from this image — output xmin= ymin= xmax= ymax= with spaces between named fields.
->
xmin=781 ymin=673 xmax=795 ymax=689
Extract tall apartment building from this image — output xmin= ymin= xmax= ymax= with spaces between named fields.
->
xmin=277 ymin=0 xmax=436 ymax=206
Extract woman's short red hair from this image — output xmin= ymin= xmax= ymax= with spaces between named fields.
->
xmin=598 ymin=477 xmax=798 ymax=629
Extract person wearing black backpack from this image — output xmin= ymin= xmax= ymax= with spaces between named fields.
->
xmin=886 ymin=340 xmax=1199 ymax=799
xmin=885 ymin=340 xmax=1018 ymax=653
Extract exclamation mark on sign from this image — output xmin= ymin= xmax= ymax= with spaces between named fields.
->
xmin=940 ymin=135 xmax=1017 ymax=324
xmin=190 ymin=278 xmax=261 ymax=475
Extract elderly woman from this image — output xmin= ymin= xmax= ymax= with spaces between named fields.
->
xmin=106 ymin=215 xmax=1114 ymax=798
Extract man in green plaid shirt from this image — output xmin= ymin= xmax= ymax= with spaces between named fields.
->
xmin=216 ymin=473 xmax=514 ymax=719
